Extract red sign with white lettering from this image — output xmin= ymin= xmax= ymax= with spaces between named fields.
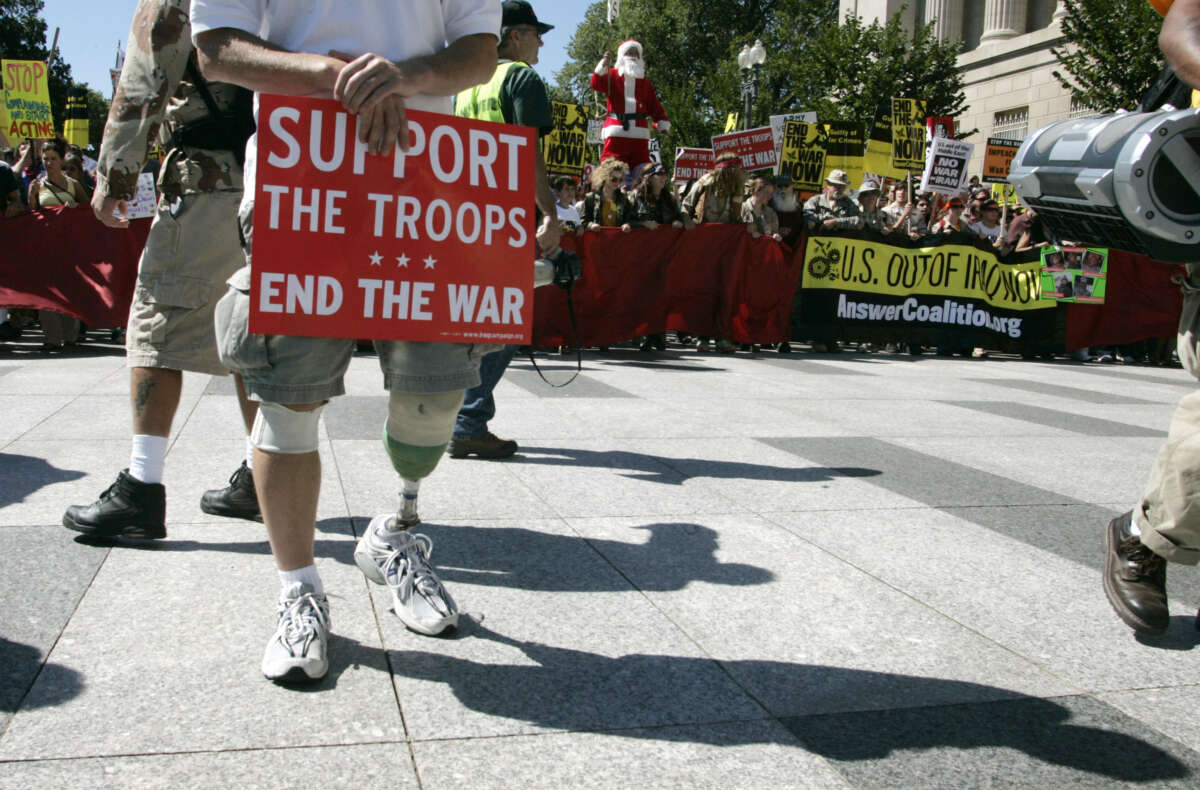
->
xmin=672 ymin=147 xmax=714 ymax=182
xmin=248 ymin=95 xmax=536 ymax=343
xmin=710 ymin=126 xmax=777 ymax=172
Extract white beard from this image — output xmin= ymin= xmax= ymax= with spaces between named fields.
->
xmin=771 ymin=192 xmax=799 ymax=212
xmin=617 ymin=56 xmax=645 ymax=79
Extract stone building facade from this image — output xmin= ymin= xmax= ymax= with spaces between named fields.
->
xmin=839 ymin=0 xmax=1074 ymax=178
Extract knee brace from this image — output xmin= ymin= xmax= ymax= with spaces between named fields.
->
xmin=383 ymin=390 xmax=464 ymax=480
xmin=250 ymin=401 xmax=324 ymax=454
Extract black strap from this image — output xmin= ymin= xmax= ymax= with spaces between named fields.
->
xmin=185 ymin=55 xmax=225 ymax=129
xmin=527 ymin=284 xmax=582 ymax=388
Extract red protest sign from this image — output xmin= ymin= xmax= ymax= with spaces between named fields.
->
xmin=249 ymin=95 xmax=536 ymax=344
xmin=672 ymin=147 xmax=713 ymax=182
xmin=711 ymin=126 xmax=777 ymax=171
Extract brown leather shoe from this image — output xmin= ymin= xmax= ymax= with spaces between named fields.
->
xmin=1103 ymin=511 xmax=1169 ymax=635
xmin=448 ymin=432 xmax=518 ymax=460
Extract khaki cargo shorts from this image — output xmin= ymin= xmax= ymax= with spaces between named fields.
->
xmin=126 ymin=190 xmax=244 ymax=375
xmin=212 ymin=201 xmax=493 ymax=404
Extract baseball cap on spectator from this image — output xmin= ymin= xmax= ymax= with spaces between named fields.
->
xmin=642 ymin=162 xmax=666 ymax=178
xmin=775 ymin=173 xmax=793 ymax=187
xmin=946 ymin=197 xmax=965 ymax=208
xmin=502 ymin=0 xmax=554 ymax=33
xmin=857 ymin=180 xmax=880 ymax=194
xmin=981 ymin=200 xmax=1000 ymax=212
xmin=825 ymin=169 xmax=850 ymax=186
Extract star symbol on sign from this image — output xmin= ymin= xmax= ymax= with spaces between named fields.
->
xmin=368 ymin=251 xmax=383 ymax=266
xmin=396 ymin=254 xmax=410 ymax=268
xmin=423 ymin=255 xmax=437 ymax=269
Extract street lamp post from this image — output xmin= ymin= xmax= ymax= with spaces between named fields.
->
xmin=737 ymin=39 xmax=766 ymax=131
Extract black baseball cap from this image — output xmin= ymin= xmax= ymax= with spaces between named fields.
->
xmin=502 ymin=1 xmax=554 ymax=34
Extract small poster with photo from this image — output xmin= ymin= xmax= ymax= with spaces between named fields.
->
xmin=119 ymin=171 xmax=158 ymax=220
xmin=1039 ymin=245 xmax=1108 ymax=303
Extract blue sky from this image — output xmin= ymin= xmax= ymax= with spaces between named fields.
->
xmin=42 ymin=0 xmax=594 ymax=97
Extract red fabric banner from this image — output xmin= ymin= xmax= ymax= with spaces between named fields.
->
xmin=533 ymin=224 xmax=803 ymax=346
xmin=1064 ymin=251 xmax=1184 ymax=350
xmin=0 ymin=205 xmax=147 ymax=326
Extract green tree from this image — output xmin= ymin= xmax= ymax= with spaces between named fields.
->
xmin=556 ymin=0 xmax=969 ymax=165
xmin=83 ymin=85 xmax=109 ymax=151
xmin=1052 ymin=0 xmax=1164 ymax=112
xmin=0 ymin=0 xmax=76 ymax=141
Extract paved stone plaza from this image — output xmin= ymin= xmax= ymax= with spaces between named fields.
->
xmin=3 ymin=337 xmax=1200 ymax=789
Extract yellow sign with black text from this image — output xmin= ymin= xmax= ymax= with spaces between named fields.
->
xmin=543 ymin=102 xmax=590 ymax=177
xmin=778 ymin=120 xmax=826 ymax=191
xmin=891 ymin=97 xmax=926 ymax=171
xmin=802 ymin=236 xmax=1051 ymax=312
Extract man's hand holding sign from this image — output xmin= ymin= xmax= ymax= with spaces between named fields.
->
xmin=250 ymin=95 xmax=535 ymax=343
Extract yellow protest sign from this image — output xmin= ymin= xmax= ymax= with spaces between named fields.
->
xmin=62 ymin=87 xmax=89 ymax=147
xmin=802 ymin=236 xmax=1051 ymax=313
xmin=864 ymin=101 xmax=906 ymax=181
xmin=724 ymin=113 xmax=739 ymax=133
xmin=890 ymin=97 xmax=926 ymax=171
xmin=823 ymin=121 xmax=865 ymax=190
xmin=2 ymin=59 xmax=55 ymax=142
xmin=542 ymin=101 xmax=590 ymax=177
xmin=777 ymin=120 xmax=826 ymax=191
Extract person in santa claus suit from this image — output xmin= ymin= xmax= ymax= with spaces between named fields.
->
xmin=591 ymin=40 xmax=670 ymax=179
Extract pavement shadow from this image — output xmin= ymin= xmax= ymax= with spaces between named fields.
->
xmin=0 ymin=453 xmax=86 ymax=508
xmin=420 ymin=521 xmax=773 ymax=592
xmin=513 ymin=446 xmax=880 ymax=486
xmin=1134 ymin=615 xmax=1200 ymax=650
xmin=0 ymin=636 xmax=84 ymax=715
xmin=386 ymin=623 xmax=1190 ymax=784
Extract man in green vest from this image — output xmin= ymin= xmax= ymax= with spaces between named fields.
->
xmin=449 ymin=0 xmax=561 ymax=460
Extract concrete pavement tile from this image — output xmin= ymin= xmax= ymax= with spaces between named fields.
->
xmin=374 ymin=517 xmax=767 ymax=739
xmin=0 ymin=395 xmax=73 ymax=446
xmin=766 ymin=507 xmax=1200 ymax=693
xmin=566 ymin=513 xmax=1075 ymax=717
xmin=888 ymin=435 xmax=1164 ymax=508
xmin=968 ymin=377 xmax=1160 ymax=405
xmin=783 ymin=398 xmax=1080 ymax=438
xmin=614 ymin=436 xmax=909 ymax=512
xmin=0 ymin=521 xmax=399 ymax=759
xmin=0 ymin=359 xmax=125 ymax=396
xmin=0 ymin=742 xmax=418 ymax=790
xmin=503 ymin=439 xmax=741 ymax=518
xmin=18 ymin=396 xmax=184 ymax=441
xmin=1099 ymin=686 xmax=1200 ymax=754
xmin=942 ymin=400 xmax=1168 ymax=437
xmin=667 ymin=397 xmax=853 ymax=437
xmin=173 ymin=393 xmax=256 ymax=441
xmin=0 ymin=442 xmax=123 ymax=527
xmin=0 ymin=526 xmax=106 ymax=731
xmin=329 ymin=439 xmax=556 ymax=522
xmin=413 ymin=720 xmax=854 ymax=790
xmin=781 ymin=695 xmax=1200 ymax=789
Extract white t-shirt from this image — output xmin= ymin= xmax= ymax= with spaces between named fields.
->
xmin=556 ymin=202 xmax=581 ymax=230
xmin=969 ymin=220 xmax=1002 ymax=241
xmin=189 ymin=0 xmax=500 ymax=199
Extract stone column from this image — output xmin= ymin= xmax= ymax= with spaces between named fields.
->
xmin=1054 ymin=0 xmax=1068 ymax=22
xmin=980 ymin=0 xmax=1028 ymax=43
xmin=923 ymin=0 xmax=963 ymax=43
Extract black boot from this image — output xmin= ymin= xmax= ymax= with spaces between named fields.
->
xmin=63 ymin=469 xmax=166 ymax=539
xmin=1104 ymin=511 xmax=1169 ymax=635
xmin=200 ymin=461 xmax=262 ymax=522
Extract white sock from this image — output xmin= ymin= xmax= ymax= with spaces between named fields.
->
xmin=402 ymin=478 xmax=421 ymax=496
xmin=129 ymin=434 xmax=169 ymax=483
xmin=1129 ymin=509 xmax=1142 ymax=536
xmin=278 ymin=564 xmax=324 ymax=596
xmin=244 ymin=436 xmax=255 ymax=470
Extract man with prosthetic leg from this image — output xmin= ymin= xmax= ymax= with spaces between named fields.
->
xmin=193 ymin=0 xmax=558 ymax=683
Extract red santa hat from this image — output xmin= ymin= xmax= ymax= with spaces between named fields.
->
xmin=617 ymin=40 xmax=643 ymax=61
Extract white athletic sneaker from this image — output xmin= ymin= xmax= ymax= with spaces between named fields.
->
xmin=355 ymin=514 xmax=458 ymax=635
xmin=261 ymin=582 xmax=330 ymax=683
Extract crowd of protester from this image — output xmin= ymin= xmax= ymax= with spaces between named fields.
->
xmin=1 ymin=136 xmax=1177 ymax=366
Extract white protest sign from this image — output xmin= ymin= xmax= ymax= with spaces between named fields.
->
xmin=120 ymin=171 xmax=158 ymax=219
xmin=920 ymin=137 xmax=974 ymax=196
xmin=587 ymin=119 xmax=604 ymax=146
